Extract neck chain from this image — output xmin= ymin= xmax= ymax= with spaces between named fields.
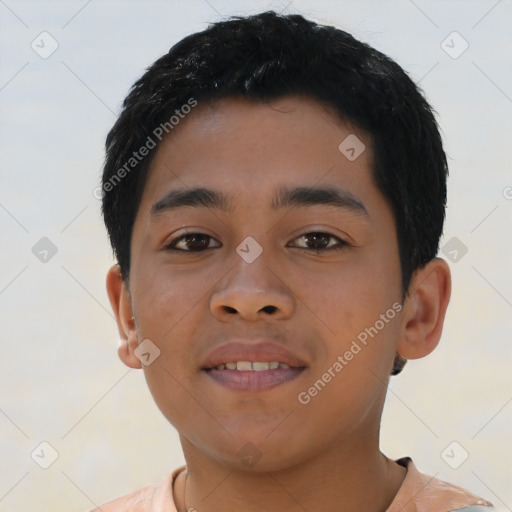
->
xmin=182 ymin=470 xmax=190 ymax=512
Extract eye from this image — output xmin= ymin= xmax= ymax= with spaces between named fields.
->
xmin=166 ymin=233 xmax=221 ymax=252
xmin=288 ymin=232 xmax=350 ymax=252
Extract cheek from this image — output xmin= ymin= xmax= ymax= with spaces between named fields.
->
xmin=294 ymin=253 xmax=390 ymax=337
xmin=133 ymin=267 xmax=209 ymax=430
xmin=131 ymin=260 xmax=210 ymax=341
xmin=297 ymin=252 xmax=401 ymax=375
xmin=130 ymin=264 xmax=212 ymax=417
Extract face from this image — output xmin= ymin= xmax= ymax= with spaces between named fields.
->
xmin=125 ymin=96 xmax=404 ymax=470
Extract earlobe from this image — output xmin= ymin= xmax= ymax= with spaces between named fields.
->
xmin=117 ymin=338 xmax=142 ymax=369
xmin=106 ymin=264 xmax=142 ymax=369
xmin=397 ymin=258 xmax=451 ymax=360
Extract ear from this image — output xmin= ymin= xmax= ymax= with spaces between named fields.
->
xmin=397 ymin=257 xmax=451 ymax=360
xmin=106 ymin=264 xmax=142 ymax=369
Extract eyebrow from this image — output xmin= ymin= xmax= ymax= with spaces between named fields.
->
xmin=151 ymin=185 xmax=369 ymax=218
xmin=272 ymin=185 xmax=368 ymax=217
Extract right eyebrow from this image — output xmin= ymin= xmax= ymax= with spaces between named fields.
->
xmin=151 ymin=187 xmax=231 ymax=217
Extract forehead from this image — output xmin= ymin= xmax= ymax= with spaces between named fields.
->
xmin=138 ymin=96 xmax=379 ymax=213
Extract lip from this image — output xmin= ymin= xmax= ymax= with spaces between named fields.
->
xmin=201 ymin=340 xmax=308 ymax=369
xmin=201 ymin=340 xmax=308 ymax=392
xmin=205 ymin=367 xmax=306 ymax=391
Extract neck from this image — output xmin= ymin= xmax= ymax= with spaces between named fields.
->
xmin=174 ymin=434 xmax=406 ymax=512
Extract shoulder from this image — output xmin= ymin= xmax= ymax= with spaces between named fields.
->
xmin=453 ymin=507 xmax=497 ymax=511
xmin=389 ymin=457 xmax=494 ymax=512
xmin=86 ymin=466 xmax=185 ymax=512
xmin=88 ymin=482 xmax=158 ymax=512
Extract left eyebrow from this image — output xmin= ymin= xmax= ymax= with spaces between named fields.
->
xmin=271 ymin=185 xmax=369 ymax=218
xmin=150 ymin=185 xmax=369 ymax=218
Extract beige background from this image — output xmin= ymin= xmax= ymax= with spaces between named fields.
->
xmin=0 ymin=0 xmax=510 ymax=511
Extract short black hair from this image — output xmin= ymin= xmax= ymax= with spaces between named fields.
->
xmin=101 ymin=10 xmax=448 ymax=298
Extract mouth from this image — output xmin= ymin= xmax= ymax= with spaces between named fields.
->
xmin=201 ymin=341 xmax=308 ymax=391
xmin=207 ymin=361 xmax=296 ymax=371
xmin=203 ymin=363 xmax=307 ymax=391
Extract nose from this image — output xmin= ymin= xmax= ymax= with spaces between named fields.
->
xmin=210 ymin=255 xmax=295 ymax=323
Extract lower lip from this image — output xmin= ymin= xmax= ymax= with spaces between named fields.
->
xmin=204 ymin=367 xmax=306 ymax=391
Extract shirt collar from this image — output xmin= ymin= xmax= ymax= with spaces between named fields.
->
xmin=386 ymin=457 xmax=493 ymax=512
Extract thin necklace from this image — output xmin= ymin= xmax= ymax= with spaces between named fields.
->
xmin=182 ymin=470 xmax=189 ymax=512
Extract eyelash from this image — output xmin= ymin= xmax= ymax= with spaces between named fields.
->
xmin=165 ymin=232 xmax=351 ymax=253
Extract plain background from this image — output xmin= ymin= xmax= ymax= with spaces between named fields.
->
xmin=0 ymin=1 xmax=510 ymax=511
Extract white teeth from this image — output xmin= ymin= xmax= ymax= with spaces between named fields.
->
xmin=252 ymin=362 xmax=270 ymax=371
xmin=212 ymin=361 xmax=293 ymax=371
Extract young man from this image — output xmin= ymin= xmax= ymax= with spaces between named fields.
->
xmin=97 ymin=11 xmax=493 ymax=512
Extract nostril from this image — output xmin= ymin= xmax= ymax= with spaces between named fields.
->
xmin=220 ymin=305 xmax=277 ymax=315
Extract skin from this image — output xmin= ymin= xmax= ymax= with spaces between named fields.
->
xmin=106 ymin=96 xmax=451 ymax=512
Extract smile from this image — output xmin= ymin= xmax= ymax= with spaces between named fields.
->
xmin=210 ymin=361 xmax=294 ymax=371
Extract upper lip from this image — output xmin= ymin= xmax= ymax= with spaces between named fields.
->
xmin=201 ymin=340 xmax=308 ymax=369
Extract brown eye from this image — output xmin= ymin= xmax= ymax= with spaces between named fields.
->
xmin=304 ymin=233 xmax=331 ymax=249
xmin=289 ymin=232 xmax=349 ymax=252
xmin=167 ymin=233 xmax=220 ymax=252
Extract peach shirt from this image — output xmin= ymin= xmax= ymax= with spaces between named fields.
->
xmin=92 ymin=457 xmax=493 ymax=512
